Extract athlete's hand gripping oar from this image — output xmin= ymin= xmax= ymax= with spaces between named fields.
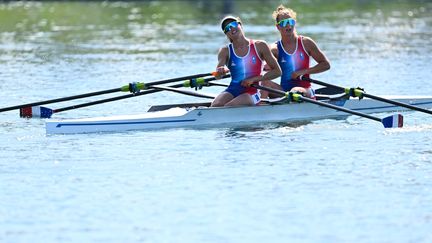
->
xmin=26 ymin=75 xmax=230 ymax=118
xmin=302 ymin=77 xmax=432 ymax=115
xmin=252 ymin=84 xmax=403 ymax=128
xmin=0 ymin=72 xmax=217 ymax=115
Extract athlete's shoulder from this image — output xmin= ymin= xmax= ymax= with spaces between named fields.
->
xmin=220 ymin=44 xmax=230 ymax=50
xmin=218 ymin=45 xmax=230 ymax=54
xmin=270 ymin=41 xmax=278 ymax=49
xmin=252 ymin=39 xmax=271 ymax=51
xmin=217 ymin=45 xmax=230 ymax=63
xmin=252 ymin=39 xmax=269 ymax=46
xmin=300 ymin=36 xmax=317 ymax=46
xmin=300 ymin=35 xmax=319 ymax=52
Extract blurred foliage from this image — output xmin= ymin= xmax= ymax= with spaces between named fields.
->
xmin=0 ymin=0 xmax=430 ymax=32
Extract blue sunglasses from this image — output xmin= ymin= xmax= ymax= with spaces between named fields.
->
xmin=277 ymin=18 xmax=296 ymax=27
xmin=223 ymin=21 xmax=239 ymax=33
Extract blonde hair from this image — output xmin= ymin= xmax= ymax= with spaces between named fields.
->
xmin=272 ymin=5 xmax=297 ymax=23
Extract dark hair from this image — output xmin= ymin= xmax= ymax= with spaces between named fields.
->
xmin=220 ymin=16 xmax=241 ymax=31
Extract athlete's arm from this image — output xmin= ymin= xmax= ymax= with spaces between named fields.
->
xmin=263 ymin=43 xmax=278 ymax=71
xmin=270 ymin=42 xmax=279 ymax=60
xmin=215 ymin=46 xmax=230 ymax=79
xmin=241 ymin=40 xmax=281 ymax=87
xmin=292 ymin=37 xmax=330 ymax=79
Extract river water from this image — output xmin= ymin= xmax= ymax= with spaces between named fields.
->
xmin=1 ymin=1 xmax=432 ymax=242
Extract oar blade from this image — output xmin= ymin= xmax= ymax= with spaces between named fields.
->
xmin=20 ymin=106 xmax=53 ymax=118
xmin=381 ymin=114 xmax=403 ymax=128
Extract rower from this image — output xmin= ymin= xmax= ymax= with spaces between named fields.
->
xmin=260 ymin=5 xmax=330 ymax=99
xmin=211 ymin=16 xmax=281 ymax=107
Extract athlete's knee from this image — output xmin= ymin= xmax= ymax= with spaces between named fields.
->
xmin=260 ymin=90 xmax=269 ymax=99
xmin=211 ymin=100 xmax=225 ymax=107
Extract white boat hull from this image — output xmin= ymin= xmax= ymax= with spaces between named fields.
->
xmin=46 ymin=96 xmax=432 ymax=134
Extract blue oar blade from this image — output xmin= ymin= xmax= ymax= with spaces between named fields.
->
xmin=381 ymin=114 xmax=403 ymax=128
xmin=20 ymin=106 xmax=53 ymax=118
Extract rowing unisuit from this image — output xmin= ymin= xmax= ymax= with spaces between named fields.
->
xmin=225 ymin=39 xmax=263 ymax=99
xmin=277 ymin=36 xmax=310 ymax=91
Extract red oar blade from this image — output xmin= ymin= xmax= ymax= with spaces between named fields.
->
xmin=381 ymin=114 xmax=403 ymax=128
xmin=20 ymin=106 xmax=54 ymax=118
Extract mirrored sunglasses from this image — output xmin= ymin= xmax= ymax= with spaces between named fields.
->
xmin=223 ymin=21 xmax=239 ymax=33
xmin=277 ymin=18 xmax=296 ymax=27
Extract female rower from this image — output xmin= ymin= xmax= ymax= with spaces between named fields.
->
xmin=211 ymin=16 xmax=281 ymax=107
xmin=261 ymin=5 xmax=330 ymax=99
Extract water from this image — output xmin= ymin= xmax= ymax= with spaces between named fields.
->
xmin=1 ymin=1 xmax=432 ymax=242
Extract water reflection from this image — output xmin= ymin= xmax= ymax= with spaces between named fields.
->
xmin=223 ymin=121 xmax=311 ymax=138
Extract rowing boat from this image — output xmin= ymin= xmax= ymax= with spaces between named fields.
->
xmin=46 ymin=95 xmax=432 ymax=134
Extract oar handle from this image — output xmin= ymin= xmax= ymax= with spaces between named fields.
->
xmin=182 ymin=74 xmax=231 ymax=88
xmin=144 ymin=72 xmax=217 ymax=88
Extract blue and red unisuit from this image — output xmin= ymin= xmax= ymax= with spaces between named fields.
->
xmin=225 ymin=39 xmax=263 ymax=97
xmin=277 ymin=36 xmax=310 ymax=91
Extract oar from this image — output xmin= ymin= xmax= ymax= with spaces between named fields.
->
xmin=302 ymin=77 xmax=432 ymax=115
xmin=0 ymin=72 xmax=217 ymax=114
xmin=252 ymin=84 xmax=403 ymax=128
xmin=25 ymin=75 xmax=230 ymax=118
xmin=207 ymin=81 xmax=229 ymax=87
xmin=151 ymin=85 xmax=216 ymax=99
xmin=20 ymin=85 xmax=184 ymax=119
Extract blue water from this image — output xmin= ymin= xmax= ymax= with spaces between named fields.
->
xmin=1 ymin=1 xmax=432 ymax=242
